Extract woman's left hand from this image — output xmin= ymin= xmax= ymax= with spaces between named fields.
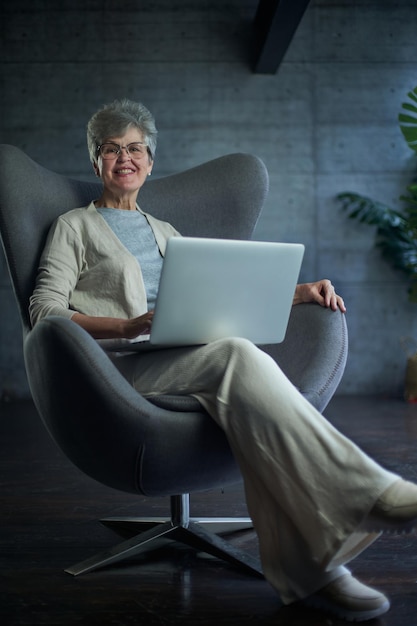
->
xmin=293 ymin=280 xmax=346 ymax=312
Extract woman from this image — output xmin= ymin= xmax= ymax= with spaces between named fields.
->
xmin=30 ymin=99 xmax=417 ymax=622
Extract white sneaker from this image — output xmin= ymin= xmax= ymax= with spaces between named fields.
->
xmin=301 ymin=573 xmax=390 ymax=622
xmin=362 ymin=479 xmax=417 ymax=533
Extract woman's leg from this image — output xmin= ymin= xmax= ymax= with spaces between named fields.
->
xmin=112 ymin=338 xmax=397 ymax=603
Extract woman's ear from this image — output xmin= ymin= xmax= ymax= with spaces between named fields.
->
xmin=93 ymin=161 xmax=101 ymax=178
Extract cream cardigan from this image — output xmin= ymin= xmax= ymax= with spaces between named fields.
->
xmin=29 ymin=201 xmax=180 ymax=327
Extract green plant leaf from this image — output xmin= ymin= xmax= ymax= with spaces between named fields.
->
xmin=406 ymin=86 xmax=417 ymax=104
xmin=337 ymin=192 xmax=406 ymax=227
xmin=401 ymin=103 xmax=417 ymax=115
xmin=399 ymin=113 xmax=417 ymax=125
xmin=337 ymin=191 xmax=417 ymax=301
xmin=399 ymin=88 xmax=417 ymax=152
xmin=400 ymin=126 xmax=417 ymax=148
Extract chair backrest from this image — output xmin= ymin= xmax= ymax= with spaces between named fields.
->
xmin=0 ymin=144 xmax=268 ymax=333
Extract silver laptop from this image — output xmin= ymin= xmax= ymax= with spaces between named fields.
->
xmin=100 ymin=236 xmax=304 ymax=351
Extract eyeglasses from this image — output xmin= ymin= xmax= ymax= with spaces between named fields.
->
xmin=97 ymin=142 xmax=149 ymax=160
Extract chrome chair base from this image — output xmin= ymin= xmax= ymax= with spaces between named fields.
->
xmin=65 ymin=494 xmax=263 ymax=578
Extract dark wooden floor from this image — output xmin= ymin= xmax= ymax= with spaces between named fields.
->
xmin=2 ymin=396 xmax=417 ymax=625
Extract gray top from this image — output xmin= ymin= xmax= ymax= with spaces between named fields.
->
xmin=97 ymin=207 xmax=164 ymax=309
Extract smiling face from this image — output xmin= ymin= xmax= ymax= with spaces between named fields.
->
xmin=93 ymin=126 xmax=153 ymax=208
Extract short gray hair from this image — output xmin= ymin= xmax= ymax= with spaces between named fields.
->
xmin=87 ymin=99 xmax=157 ymax=163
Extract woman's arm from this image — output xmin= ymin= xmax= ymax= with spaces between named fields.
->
xmin=29 ymin=217 xmax=85 ymax=327
xmin=71 ymin=311 xmax=154 ymax=340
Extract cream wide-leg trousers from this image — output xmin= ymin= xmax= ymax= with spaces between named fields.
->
xmin=112 ymin=337 xmax=398 ymax=604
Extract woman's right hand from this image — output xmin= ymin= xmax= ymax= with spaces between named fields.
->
xmin=72 ymin=310 xmax=154 ymax=340
xmin=122 ymin=311 xmax=154 ymax=339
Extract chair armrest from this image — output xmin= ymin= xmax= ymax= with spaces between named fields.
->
xmin=24 ymin=316 xmax=240 ymax=496
xmin=262 ymin=304 xmax=348 ymax=412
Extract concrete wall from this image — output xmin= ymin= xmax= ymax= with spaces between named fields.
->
xmin=1 ymin=0 xmax=417 ymax=399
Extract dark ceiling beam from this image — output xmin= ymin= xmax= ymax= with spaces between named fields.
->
xmin=253 ymin=0 xmax=311 ymax=74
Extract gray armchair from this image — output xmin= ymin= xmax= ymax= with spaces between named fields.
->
xmin=0 ymin=144 xmax=348 ymax=578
